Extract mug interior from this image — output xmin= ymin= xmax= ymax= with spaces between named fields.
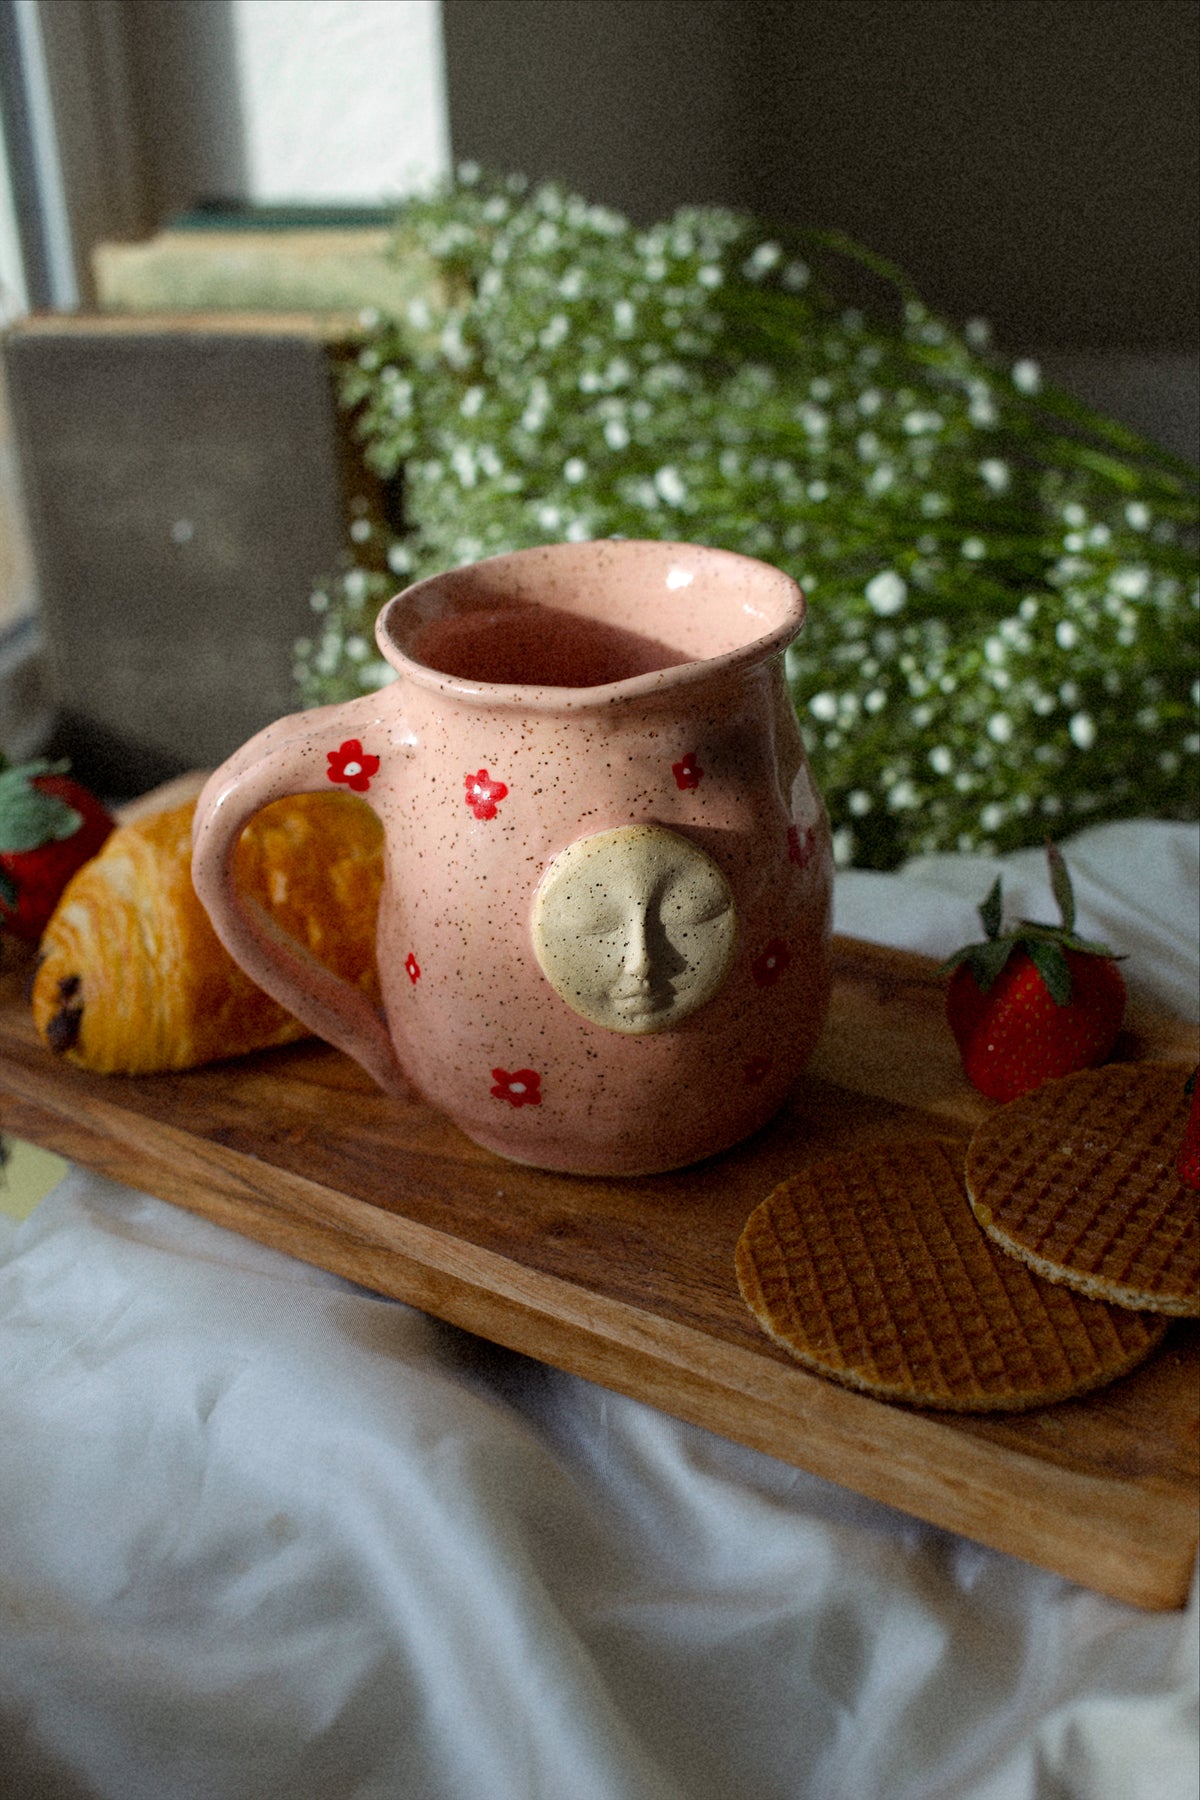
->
xmin=377 ymin=540 xmax=803 ymax=692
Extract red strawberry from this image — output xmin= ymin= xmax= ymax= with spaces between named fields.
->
xmin=1178 ymin=1069 xmax=1199 ymax=1190
xmin=942 ymin=841 xmax=1126 ymax=1103
xmin=0 ymin=759 xmax=115 ymax=942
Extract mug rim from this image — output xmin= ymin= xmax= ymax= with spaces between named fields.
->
xmin=374 ymin=539 xmax=805 ymax=711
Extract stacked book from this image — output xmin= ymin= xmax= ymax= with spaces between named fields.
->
xmin=4 ymin=205 xmax=433 ymax=786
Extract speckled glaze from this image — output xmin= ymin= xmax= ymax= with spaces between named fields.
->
xmin=192 ymin=540 xmax=833 ymax=1175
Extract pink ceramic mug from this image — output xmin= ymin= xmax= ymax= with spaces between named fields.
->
xmin=191 ymin=540 xmax=833 ymax=1174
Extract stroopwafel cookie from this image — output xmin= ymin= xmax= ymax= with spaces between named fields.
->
xmin=965 ymin=1063 xmax=1198 ymax=1317
xmin=735 ymin=1138 xmax=1168 ymax=1411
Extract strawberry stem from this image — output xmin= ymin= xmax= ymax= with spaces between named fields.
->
xmin=1046 ymin=839 xmax=1075 ymax=934
xmin=978 ymin=876 xmax=1004 ymax=941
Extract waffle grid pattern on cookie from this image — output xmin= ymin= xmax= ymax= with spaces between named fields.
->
xmin=735 ymin=1139 xmax=1167 ymax=1411
xmin=964 ymin=1065 xmax=1199 ymax=1317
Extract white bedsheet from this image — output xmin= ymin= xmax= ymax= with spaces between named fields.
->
xmin=2 ymin=819 xmax=1197 ymax=1800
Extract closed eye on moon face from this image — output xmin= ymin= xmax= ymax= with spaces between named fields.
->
xmin=661 ymin=882 xmax=732 ymax=929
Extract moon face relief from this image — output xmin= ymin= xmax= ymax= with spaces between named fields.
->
xmin=531 ymin=824 xmax=737 ymax=1034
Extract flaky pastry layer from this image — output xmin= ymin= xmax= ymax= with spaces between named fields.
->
xmin=31 ymin=792 xmax=383 ymax=1074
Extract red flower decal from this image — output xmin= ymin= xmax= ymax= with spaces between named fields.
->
xmin=753 ymin=938 xmax=791 ymax=987
xmin=672 ymin=751 xmax=703 ymax=791
xmin=465 ymin=769 xmax=508 ymax=820
xmin=405 ymin=952 xmax=421 ymax=984
xmin=491 ymin=1067 xmax=542 ymax=1108
xmin=327 ymin=739 xmax=380 ymax=793
xmin=788 ymin=823 xmax=817 ymax=868
xmin=743 ymin=1054 xmax=772 ymax=1086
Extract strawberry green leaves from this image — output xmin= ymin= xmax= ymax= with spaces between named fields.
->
xmin=941 ymin=840 xmax=1121 ymax=1006
xmin=0 ymin=761 xmax=83 ymax=854
xmin=943 ymin=842 xmax=1127 ymax=1101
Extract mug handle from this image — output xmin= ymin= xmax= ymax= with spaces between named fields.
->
xmin=191 ymin=695 xmax=412 ymax=1098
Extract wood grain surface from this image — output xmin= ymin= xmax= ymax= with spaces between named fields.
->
xmin=1 ymin=933 xmax=1196 ymax=1610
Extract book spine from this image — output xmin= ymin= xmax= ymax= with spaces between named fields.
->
xmin=91 ymin=229 xmax=444 ymax=324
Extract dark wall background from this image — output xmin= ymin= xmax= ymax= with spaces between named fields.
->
xmin=442 ymin=0 xmax=1199 ymax=357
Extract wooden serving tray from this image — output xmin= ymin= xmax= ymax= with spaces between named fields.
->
xmin=0 ymin=935 xmax=1196 ymax=1611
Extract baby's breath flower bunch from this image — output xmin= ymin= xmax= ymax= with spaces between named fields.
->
xmin=295 ymin=166 xmax=1198 ymax=869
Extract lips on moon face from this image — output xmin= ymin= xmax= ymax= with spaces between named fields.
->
xmin=531 ymin=825 xmax=737 ymax=1034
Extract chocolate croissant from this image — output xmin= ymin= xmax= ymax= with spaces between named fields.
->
xmin=31 ymin=791 xmax=383 ymax=1074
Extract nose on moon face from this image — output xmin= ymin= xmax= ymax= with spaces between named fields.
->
xmin=531 ymin=824 xmax=737 ymax=1035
